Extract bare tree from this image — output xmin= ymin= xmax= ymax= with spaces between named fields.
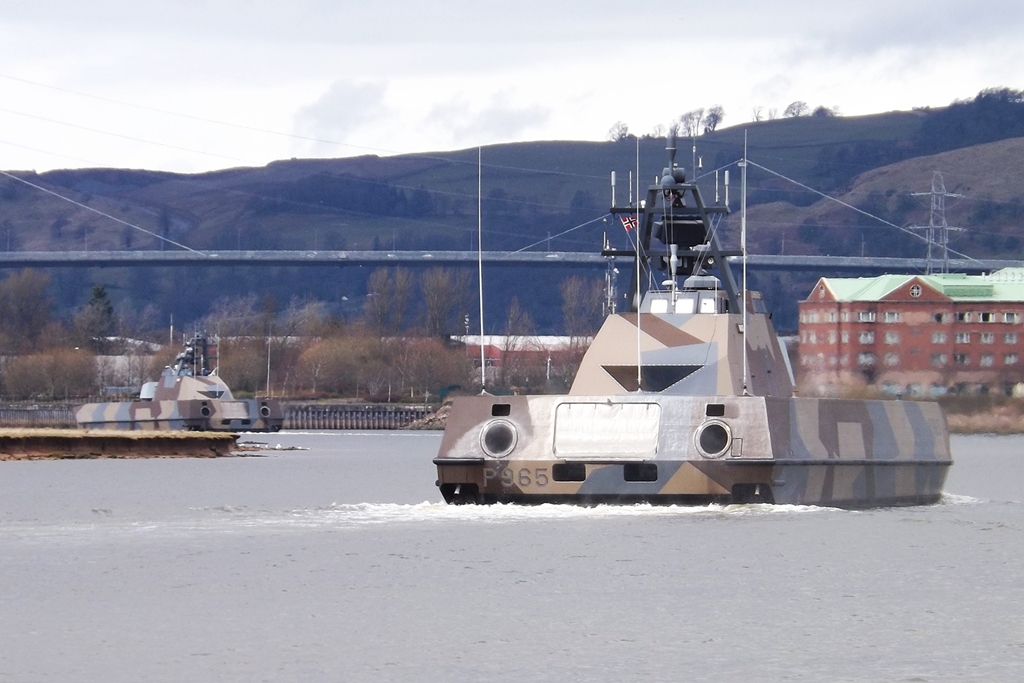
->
xmin=560 ymin=276 xmax=605 ymax=350
xmin=812 ymin=105 xmax=840 ymax=118
xmin=400 ymin=338 xmax=474 ymax=402
xmin=678 ymin=108 xmax=705 ymax=137
xmin=0 ymin=269 xmax=53 ymax=353
xmin=364 ymin=267 xmax=413 ymax=335
xmin=498 ymin=296 xmax=535 ymax=389
xmin=0 ymin=349 xmax=96 ymax=399
xmin=703 ymin=105 xmax=725 ymax=133
xmin=607 ymin=121 xmax=630 ymax=141
xmin=205 ymin=294 xmax=261 ymax=337
xmin=364 ymin=269 xmax=392 ymax=336
xmin=650 ymin=123 xmax=667 ymax=138
xmin=422 ymin=268 xmax=461 ymax=337
xmin=768 ymin=108 xmax=779 ymax=120
xmin=278 ymin=298 xmax=332 ymax=340
xmin=783 ymin=101 xmax=809 ymax=118
xmin=391 ymin=268 xmax=413 ymax=333
xmin=751 ymin=106 xmax=764 ymax=122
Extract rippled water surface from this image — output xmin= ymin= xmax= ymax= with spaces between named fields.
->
xmin=2 ymin=432 xmax=1023 ymax=682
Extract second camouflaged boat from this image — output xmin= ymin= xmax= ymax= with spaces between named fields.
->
xmin=77 ymin=333 xmax=284 ymax=432
xmin=433 ymin=135 xmax=951 ymax=508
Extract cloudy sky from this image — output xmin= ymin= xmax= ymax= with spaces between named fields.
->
xmin=1 ymin=0 xmax=1020 ymax=174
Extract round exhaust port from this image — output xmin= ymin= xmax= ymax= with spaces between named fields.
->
xmin=695 ymin=420 xmax=731 ymax=458
xmin=480 ymin=419 xmax=517 ymax=458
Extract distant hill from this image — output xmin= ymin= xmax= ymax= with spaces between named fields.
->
xmin=2 ymin=88 xmax=1023 ymax=332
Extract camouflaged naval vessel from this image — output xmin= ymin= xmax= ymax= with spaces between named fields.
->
xmin=77 ymin=333 xmax=284 ymax=432
xmin=434 ymin=135 xmax=951 ymax=508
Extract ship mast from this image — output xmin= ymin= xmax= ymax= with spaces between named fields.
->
xmin=477 ymin=146 xmax=486 ymax=391
xmin=741 ymin=131 xmax=749 ymax=395
xmin=605 ymin=131 xmax=740 ymax=313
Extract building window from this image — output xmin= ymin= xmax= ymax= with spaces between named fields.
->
xmin=980 ymin=333 xmax=995 ymax=344
xmin=955 ymin=332 xmax=971 ymax=344
xmin=954 ymin=353 xmax=970 ymax=366
xmin=934 ymin=312 xmax=949 ymax=323
xmin=828 ymin=331 xmax=837 ymax=344
xmin=884 ymin=311 xmax=900 ymax=322
xmin=1006 ymin=354 xmax=1019 ymax=365
xmin=809 ymin=332 xmax=817 ymax=344
xmin=859 ymin=331 xmax=875 ymax=344
xmin=800 ymin=313 xmax=806 ymax=323
xmin=1005 ymin=333 xmax=1018 ymax=344
xmin=1003 ymin=312 xmax=1019 ymax=324
xmin=828 ymin=355 xmax=837 ymax=366
xmin=931 ymin=353 xmax=948 ymax=367
xmin=980 ymin=312 xmax=994 ymax=323
xmin=910 ymin=284 xmax=922 ymax=298
xmin=857 ymin=352 xmax=876 ymax=366
xmin=857 ymin=311 xmax=876 ymax=323
xmin=828 ymin=311 xmax=836 ymax=322
xmin=841 ymin=332 xmax=849 ymax=344
xmin=884 ymin=332 xmax=900 ymax=344
xmin=840 ymin=354 xmax=849 ymax=366
xmin=980 ymin=354 xmax=995 ymax=367
xmin=956 ymin=312 xmax=972 ymax=322
xmin=841 ymin=311 xmax=849 ymax=322
xmin=884 ymin=353 xmax=899 ymax=366
xmin=931 ymin=332 xmax=947 ymax=344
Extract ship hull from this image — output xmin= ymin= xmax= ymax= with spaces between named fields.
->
xmin=76 ymin=398 xmax=284 ymax=432
xmin=434 ymin=394 xmax=951 ymax=509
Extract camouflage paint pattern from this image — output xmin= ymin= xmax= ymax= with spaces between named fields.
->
xmin=75 ymin=392 xmax=284 ymax=432
xmin=436 ymin=137 xmax=950 ymax=507
xmin=435 ymin=288 xmax=951 ymax=508
xmin=77 ymin=334 xmax=284 ymax=432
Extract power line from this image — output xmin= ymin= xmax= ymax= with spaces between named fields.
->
xmin=0 ymin=169 xmax=203 ymax=253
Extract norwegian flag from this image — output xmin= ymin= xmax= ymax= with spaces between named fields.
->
xmin=619 ymin=214 xmax=639 ymax=231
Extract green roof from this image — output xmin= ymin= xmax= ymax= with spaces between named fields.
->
xmin=820 ymin=268 xmax=1024 ymax=303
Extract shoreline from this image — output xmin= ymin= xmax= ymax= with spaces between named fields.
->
xmin=0 ymin=429 xmax=238 ymax=460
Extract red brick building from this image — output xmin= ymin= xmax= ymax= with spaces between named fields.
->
xmin=798 ymin=269 xmax=1024 ymax=396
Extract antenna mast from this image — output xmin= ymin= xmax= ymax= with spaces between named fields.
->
xmin=477 ymin=147 xmax=486 ymax=391
xmin=741 ymin=132 xmax=749 ymax=395
xmin=635 ymin=136 xmax=642 ymax=390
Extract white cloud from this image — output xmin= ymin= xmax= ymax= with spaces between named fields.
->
xmin=1 ymin=1 xmax=1022 ymax=172
xmin=293 ymin=81 xmax=390 ymax=156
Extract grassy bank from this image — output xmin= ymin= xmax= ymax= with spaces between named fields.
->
xmin=939 ymin=396 xmax=1024 ymax=435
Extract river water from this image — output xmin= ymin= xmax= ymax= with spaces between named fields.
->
xmin=1 ymin=432 xmax=1022 ymax=682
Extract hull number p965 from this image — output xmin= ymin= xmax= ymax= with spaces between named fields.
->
xmin=484 ymin=467 xmax=549 ymax=488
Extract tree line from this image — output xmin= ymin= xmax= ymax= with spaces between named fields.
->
xmin=0 ymin=267 xmax=605 ymax=402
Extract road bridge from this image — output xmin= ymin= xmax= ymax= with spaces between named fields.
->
xmin=0 ymin=250 xmax=1021 ymax=274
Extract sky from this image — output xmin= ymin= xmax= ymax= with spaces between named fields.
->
xmin=1 ymin=0 xmax=1021 ymax=174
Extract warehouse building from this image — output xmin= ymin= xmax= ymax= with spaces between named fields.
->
xmin=798 ymin=268 xmax=1024 ymax=397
